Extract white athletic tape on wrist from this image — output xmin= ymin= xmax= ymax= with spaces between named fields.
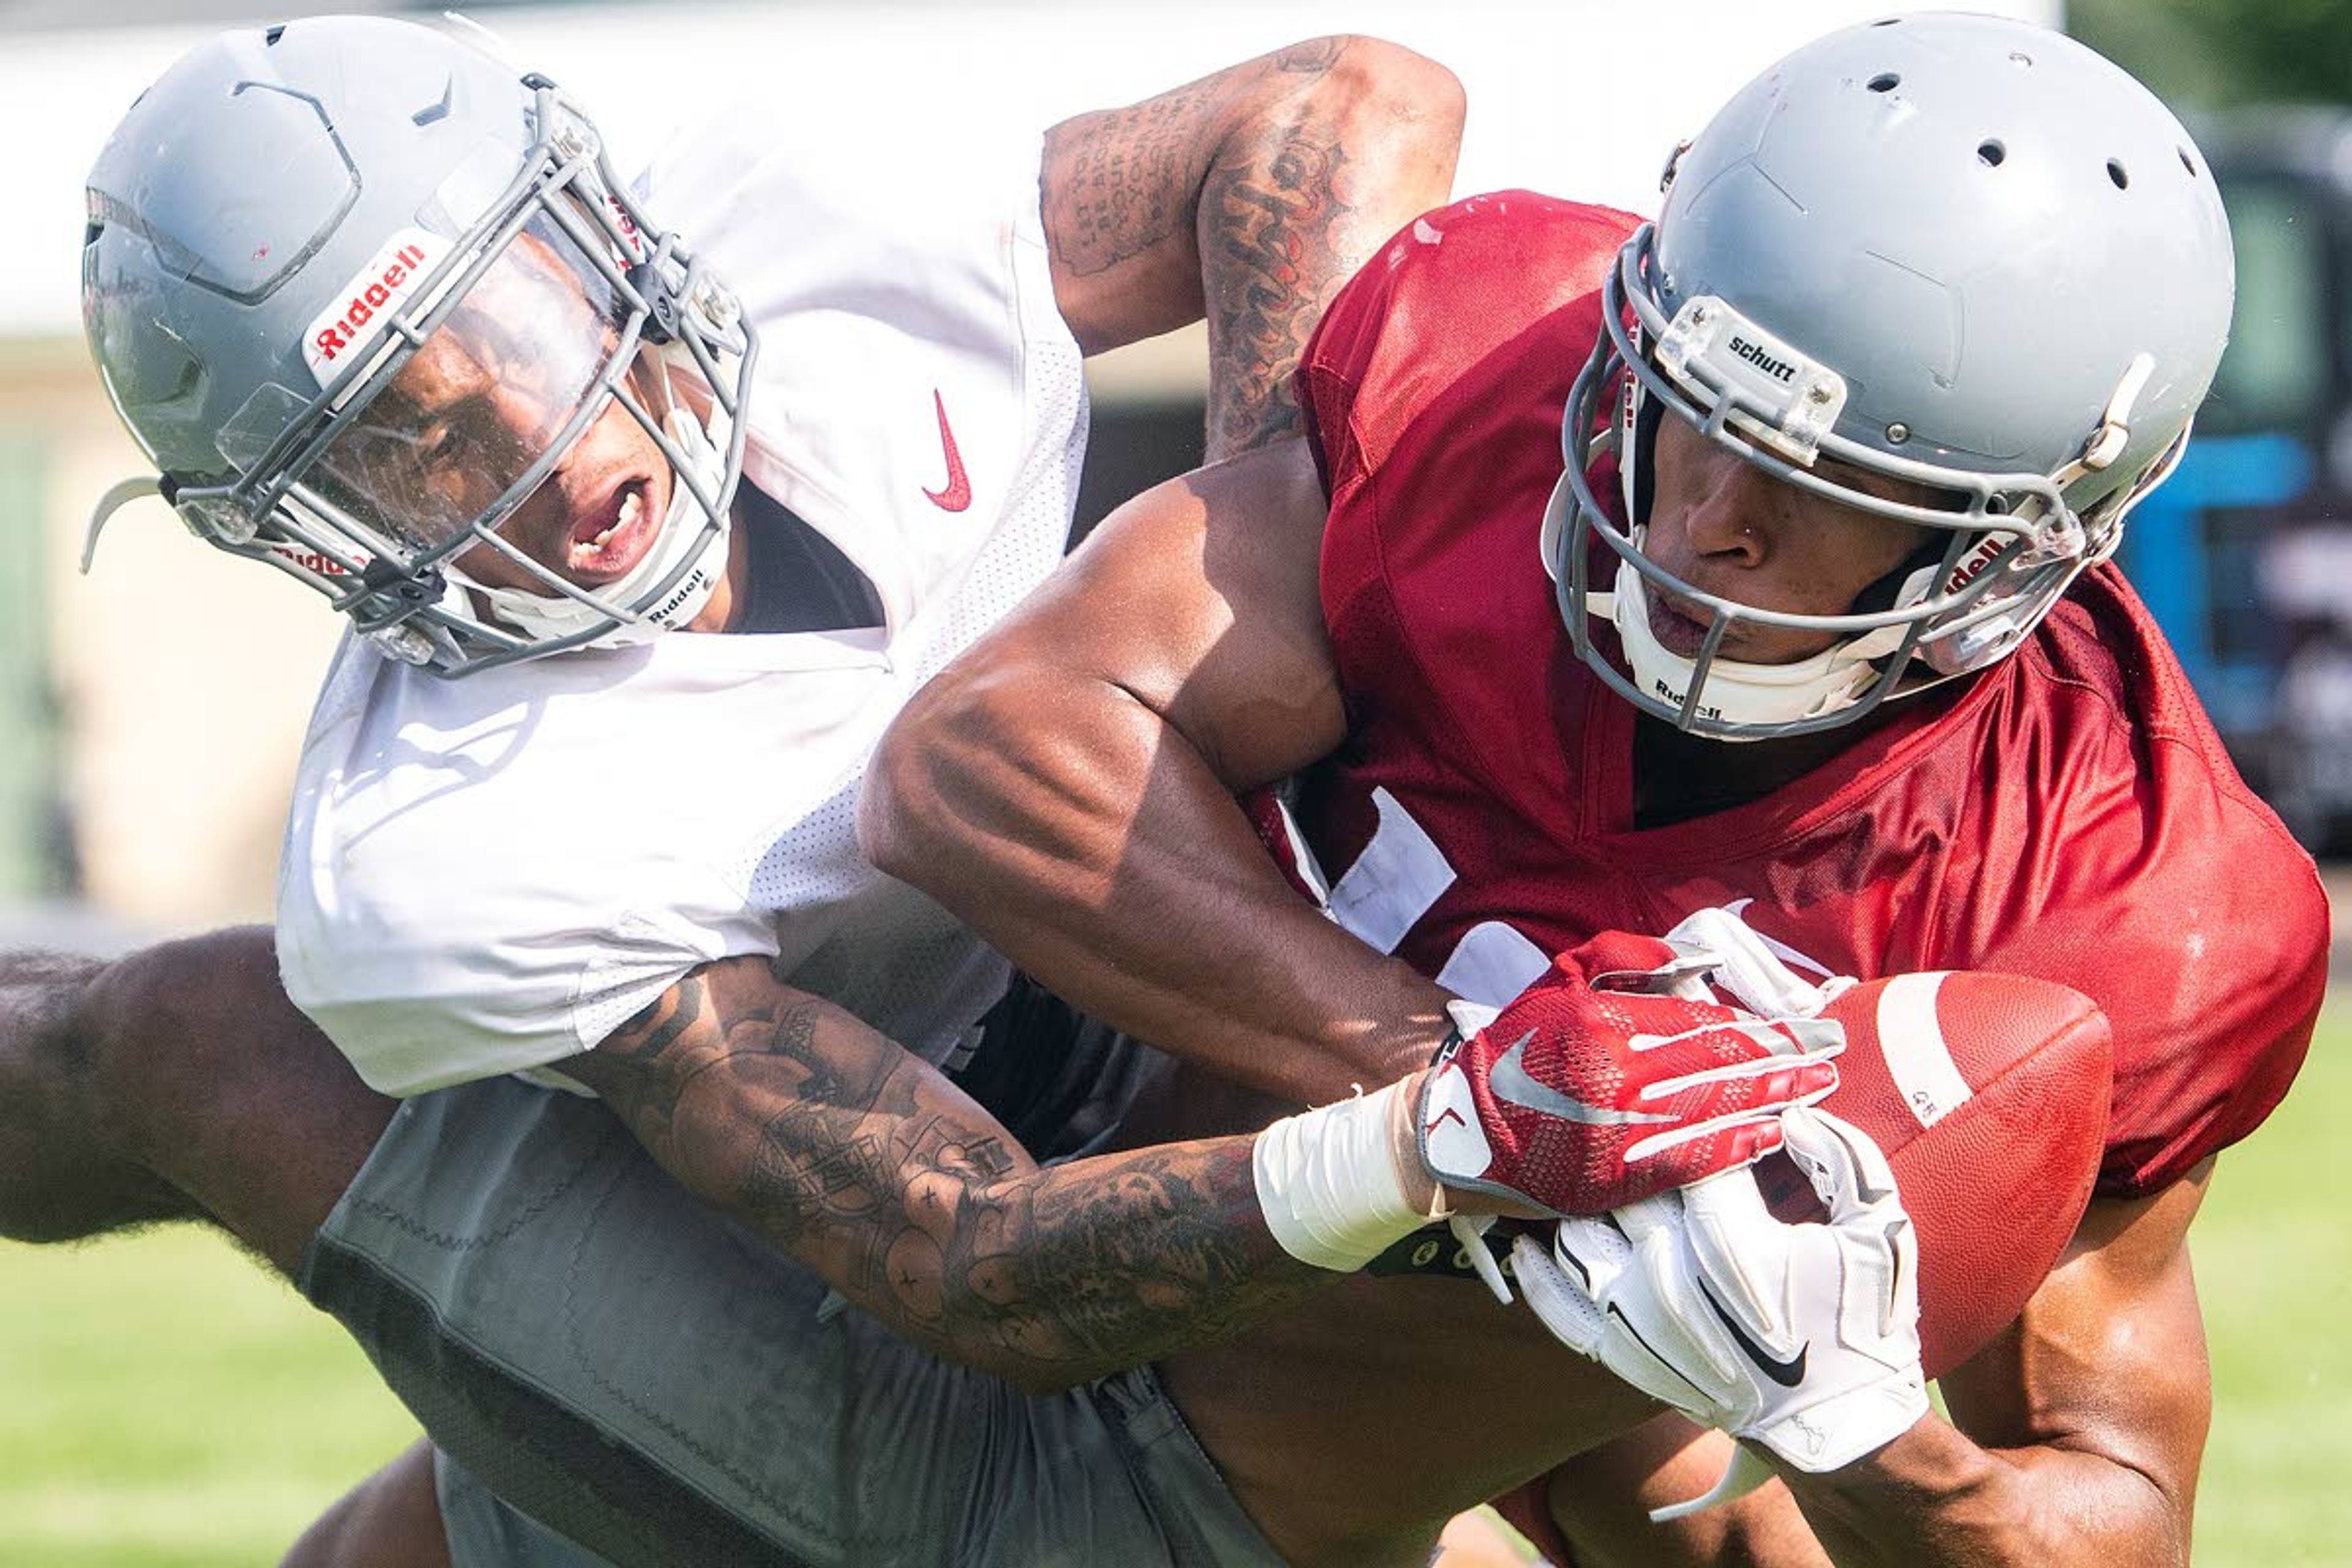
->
xmin=1253 ymin=1079 xmax=1428 ymax=1272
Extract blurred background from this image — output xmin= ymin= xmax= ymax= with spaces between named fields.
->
xmin=0 ymin=2 xmax=2345 ymax=1564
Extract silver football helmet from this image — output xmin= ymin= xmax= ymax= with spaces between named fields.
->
xmin=81 ymin=15 xmax=758 ymax=676
xmin=1542 ymin=12 xmax=2234 ymax=739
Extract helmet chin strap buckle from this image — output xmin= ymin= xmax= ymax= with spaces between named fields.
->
xmin=631 ymin=263 xmax=682 ymax=344
xmin=2062 ymin=351 xmax=2157 ymax=480
xmin=347 ymin=560 xmax=450 ymax=668
xmin=365 ymin=624 xmax=439 ymax=668
xmin=2018 ymin=350 xmax=2156 ymax=564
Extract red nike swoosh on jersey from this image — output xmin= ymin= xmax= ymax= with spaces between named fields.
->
xmin=922 ymin=390 xmax=973 ymax=513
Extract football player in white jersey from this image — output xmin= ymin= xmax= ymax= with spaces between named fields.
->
xmin=6 ymin=15 xmax=1852 ymax=1568
xmin=33 ymin=13 xmax=1476 ymax=1566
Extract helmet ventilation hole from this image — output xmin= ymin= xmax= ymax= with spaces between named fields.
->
xmin=2179 ymin=147 xmax=2199 ymax=178
xmin=1978 ymin=140 xmax=2007 ymax=167
xmin=1868 ymin=72 xmax=1901 ymax=93
xmin=2108 ymin=159 xmax=2130 ymax=189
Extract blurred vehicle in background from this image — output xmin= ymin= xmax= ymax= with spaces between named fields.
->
xmin=2124 ymin=107 xmax=2352 ymax=851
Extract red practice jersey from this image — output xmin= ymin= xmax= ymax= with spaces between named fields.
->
xmin=1291 ymin=192 xmax=2328 ymax=1205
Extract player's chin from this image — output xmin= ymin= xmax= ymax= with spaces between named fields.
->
xmin=1704 ymin=615 xmax=1845 ymax=666
xmin=1742 ymin=633 xmax=1845 ymax=667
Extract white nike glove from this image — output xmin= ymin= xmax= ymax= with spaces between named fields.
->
xmin=1657 ymin=905 xmax=1856 ymax=1020
xmin=1514 ymin=1106 xmax=1929 ymax=1476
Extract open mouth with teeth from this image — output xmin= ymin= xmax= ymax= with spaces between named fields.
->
xmin=563 ymin=476 xmax=660 ymax=584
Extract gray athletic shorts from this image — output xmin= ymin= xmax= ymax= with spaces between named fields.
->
xmin=297 ymin=1074 xmax=1284 ymax=1567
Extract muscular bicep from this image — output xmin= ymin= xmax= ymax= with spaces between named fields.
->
xmin=1939 ymin=1164 xmax=2216 ymax=1512
xmin=867 ymin=437 xmax=1446 ymax=1102
xmin=1058 ymin=435 xmax=1344 ymax=785
xmin=871 ymin=435 xmax=1341 ymax=862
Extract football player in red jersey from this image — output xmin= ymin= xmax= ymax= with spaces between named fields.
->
xmin=1 ymin=13 xmax=2325 ymax=1568
xmin=866 ymin=13 xmax=2329 ymax=1566
xmin=1 ymin=17 xmax=1881 ymax=1568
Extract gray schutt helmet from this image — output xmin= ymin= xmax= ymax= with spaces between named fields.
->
xmin=1542 ymin=12 xmax=2236 ymax=739
xmin=81 ymin=15 xmax=757 ymax=676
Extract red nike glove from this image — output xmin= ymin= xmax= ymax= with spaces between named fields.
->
xmin=1416 ymin=932 xmax=1842 ymax=1216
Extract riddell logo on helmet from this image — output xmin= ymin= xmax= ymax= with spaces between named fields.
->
xmin=303 ymin=228 xmax=451 ymax=388
xmin=1652 ymin=677 xmax=1724 ymax=722
xmin=1727 ymin=334 xmax=1798 ymax=385
xmin=266 ymin=542 xmax=350 ymax=578
xmin=604 ymin=197 xmax=648 ymax=265
xmin=1943 ymin=537 xmax=2007 ymax=594
xmin=644 ymin=563 xmax=714 ymax=626
xmin=311 ymin=245 xmax=429 ymax=363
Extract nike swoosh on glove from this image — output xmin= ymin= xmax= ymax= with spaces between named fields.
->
xmin=1416 ymin=931 xmax=1842 ymax=1216
xmin=1518 ymin=1106 xmax=1930 ymax=1488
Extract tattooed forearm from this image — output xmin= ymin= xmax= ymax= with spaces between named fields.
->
xmin=949 ymin=1139 xmax=1330 ymax=1375
xmin=1049 ymin=86 xmax=1212 ymax=278
xmin=1048 ymin=39 xmax=1348 ymax=278
xmin=1039 ymin=36 xmax=1463 ymax=454
xmin=567 ymin=957 xmax=1332 ymax=1390
xmin=1199 ymin=127 xmax=1348 ymax=454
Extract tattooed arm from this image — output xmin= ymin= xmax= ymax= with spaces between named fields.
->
xmin=1041 ymin=36 xmax=1462 ymax=456
xmin=556 ymin=954 xmax=1433 ymax=1393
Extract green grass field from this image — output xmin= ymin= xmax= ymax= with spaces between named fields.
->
xmin=1 ymin=1009 xmax=2345 ymax=1567
xmin=0 ymin=1228 xmax=418 ymax=1567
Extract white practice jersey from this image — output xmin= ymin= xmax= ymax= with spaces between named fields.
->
xmin=277 ymin=92 xmax=1087 ymax=1096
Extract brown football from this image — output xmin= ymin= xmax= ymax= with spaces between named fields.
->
xmin=1755 ymin=971 xmax=2114 ymax=1378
